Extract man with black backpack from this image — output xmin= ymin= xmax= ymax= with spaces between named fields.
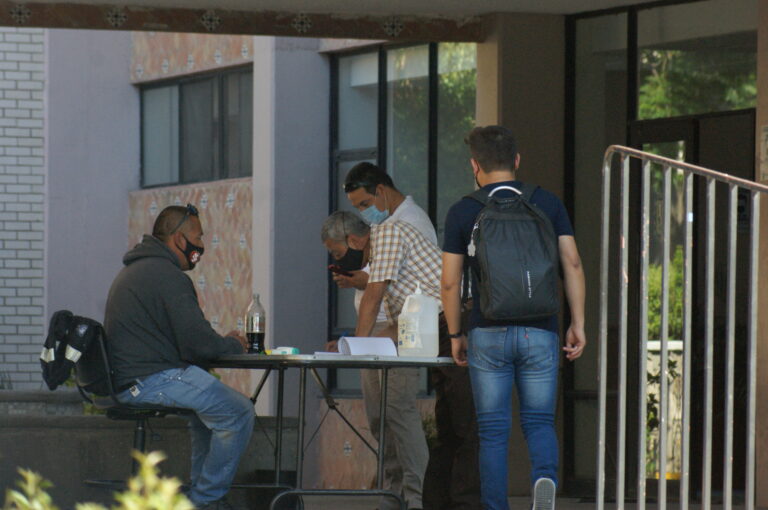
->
xmin=441 ymin=126 xmax=586 ymax=510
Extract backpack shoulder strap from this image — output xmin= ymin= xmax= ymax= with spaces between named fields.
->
xmin=464 ymin=188 xmax=490 ymax=205
xmin=519 ymin=182 xmax=539 ymax=201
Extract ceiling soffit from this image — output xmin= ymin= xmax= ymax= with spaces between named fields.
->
xmin=0 ymin=1 xmax=487 ymax=41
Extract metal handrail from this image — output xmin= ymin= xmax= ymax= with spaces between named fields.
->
xmin=596 ymin=145 xmax=763 ymax=510
xmin=604 ymin=145 xmax=768 ymax=193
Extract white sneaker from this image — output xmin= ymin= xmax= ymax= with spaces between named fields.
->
xmin=532 ymin=477 xmax=556 ymax=510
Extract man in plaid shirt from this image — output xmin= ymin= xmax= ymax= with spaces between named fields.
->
xmin=342 ymin=163 xmax=480 ymax=510
xmin=359 ymin=219 xmax=442 ymax=332
xmin=355 ymin=219 xmax=441 ymax=510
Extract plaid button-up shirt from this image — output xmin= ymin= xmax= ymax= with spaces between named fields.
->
xmin=368 ymin=220 xmax=442 ymax=323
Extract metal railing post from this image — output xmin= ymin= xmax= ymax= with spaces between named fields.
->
xmin=637 ymin=160 xmax=651 ymax=510
xmin=746 ymin=192 xmax=760 ymax=510
xmin=702 ymin=178 xmax=715 ymax=510
xmin=616 ymin=154 xmax=630 ymax=510
xmin=723 ymin=184 xmax=738 ymax=510
xmin=658 ymin=165 xmax=672 ymax=508
xmin=680 ymin=172 xmax=693 ymax=509
xmin=596 ymin=151 xmax=612 ymax=510
xmin=598 ymin=145 xmax=768 ymax=510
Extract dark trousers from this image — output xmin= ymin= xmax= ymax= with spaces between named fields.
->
xmin=423 ymin=313 xmax=481 ymax=510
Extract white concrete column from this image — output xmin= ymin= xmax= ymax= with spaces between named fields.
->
xmin=251 ymin=35 xmax=276 ymax=416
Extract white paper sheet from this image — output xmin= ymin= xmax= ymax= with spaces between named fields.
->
xmin=337 ymin=336 xmax=397 ymax=356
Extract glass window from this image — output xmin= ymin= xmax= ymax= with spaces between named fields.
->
xmin=140 ymin=66 xmax=253 ymax=187
xmin=568 ymin=0 xmax=758 ymax=489
xmin=141 ymin=85 xmax=179 ymax=187
xmin=387 ymin=45 xmax=429 ymax=210
xmin=330 ymin=44 xmax=476 ymax=396
xmin=224 ymin=70 xmax=253 ymax=178
xmin=637 ymin=0 xmax=757 ymax=119
xmin=338 ymin=53 xmax=378 ymax=151
xmin=181 ymin=78 xmax=217 ymax=183
xmin=436 ymin=42 xmax=477 ymax=242
xmin=572 ymin=11 xmax=628 ymax=481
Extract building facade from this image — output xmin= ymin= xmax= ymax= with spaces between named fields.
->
xmin=1 ymin=0 xmax=768 ymax=501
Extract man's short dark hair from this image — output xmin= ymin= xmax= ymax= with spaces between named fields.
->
xmin=152 ymin=205 xmax=198 ymax=241
xmin=464 ymin=126 xmax=518 ymax=172
xmin=344 ymin=162 xmax=395 ymax=195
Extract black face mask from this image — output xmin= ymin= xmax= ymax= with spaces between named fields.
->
xmin=337 ymin=246 xmax=364 ymax=272
xmin=181 ymin=234 xmax=205 ymax=270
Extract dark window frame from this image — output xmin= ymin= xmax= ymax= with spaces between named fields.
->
xmin=327 ymin=42 xmax=446 ymax=394
xmin=139 ymin=64 xmax=254 ymax=188
xmin=563 ymin=0 xmax=756 ymax=494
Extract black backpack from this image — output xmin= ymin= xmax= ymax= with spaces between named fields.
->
xmin=40 ymin=310 xmax=109 ymax=395
xmin=466 ymin=184 xmax=559 ymax=321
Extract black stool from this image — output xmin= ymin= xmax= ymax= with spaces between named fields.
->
xmin=74 ymin=324 xmax=192 ymax=486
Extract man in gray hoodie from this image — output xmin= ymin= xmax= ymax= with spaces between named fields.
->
xmin=104 ymin=204 xmax=253 ymax=510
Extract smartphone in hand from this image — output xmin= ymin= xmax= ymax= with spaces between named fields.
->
xmin=328 ymin=264 xmax=353 ymax=277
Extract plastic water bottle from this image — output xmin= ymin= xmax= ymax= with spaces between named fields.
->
xmin=397 ymin=283 xmax=439 ymax=357
xmin=245 ymin=293 xmax=266 ymax=354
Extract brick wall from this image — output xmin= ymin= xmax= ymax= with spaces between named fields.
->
xmin=0 ymin=28 xmax=46 ymax=390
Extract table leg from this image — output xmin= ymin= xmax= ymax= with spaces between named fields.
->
xmin=275 ymin=367 xmax=284 ymax=485
xmin=296 ymin=366 xmax=307 ymax=488
xmin=310 ymin=367 xmax=377 ymax=454
xmin=377 ymin=367 xmax=389 ymax=490
xmin=250 ymin=367 xmax=272 ymax=404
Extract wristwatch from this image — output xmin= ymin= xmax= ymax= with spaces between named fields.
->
xmin=447 ymin=332 xmax=464 ymax=338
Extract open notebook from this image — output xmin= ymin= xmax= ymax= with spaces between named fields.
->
xmin=314 ymin=336 xmax=397 ymax=356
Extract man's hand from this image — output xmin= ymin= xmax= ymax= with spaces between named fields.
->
xmin=563 ymin=324 xmax=586 ymax=361
xmin=559 ymin=236 xmax=586 ymax=362
xmin=226 ymin=330 xmax=248 ymax=352
xmin=325 ymin=339 xmax=339 ymax=353
xmin=333 ymin=270 xmax=368 ymax=290
xmin=451 ymin=335 xmax=468 ymax=366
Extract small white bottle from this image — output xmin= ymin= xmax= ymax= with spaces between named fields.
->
xmin=397 ymin=283 xmax=439 ymax=357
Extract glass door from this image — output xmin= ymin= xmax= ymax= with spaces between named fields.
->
xmin=630 ymin=109 xmax=755 ymax=499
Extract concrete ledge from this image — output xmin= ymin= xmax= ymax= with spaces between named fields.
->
xmin=0 ymin=388 xmax=83 ymax=416
xmin=1 ymin=413 xmax=298 ymax=509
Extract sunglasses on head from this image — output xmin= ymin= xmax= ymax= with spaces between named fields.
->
xmin=169 ymin=203 xmax=199 ymax=234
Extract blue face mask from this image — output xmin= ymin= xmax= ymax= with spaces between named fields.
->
xmin=361 ymin=204 xmax=389 ymax=225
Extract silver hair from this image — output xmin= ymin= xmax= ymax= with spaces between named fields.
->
xmin=320 ymin=211 xmax=369 ymax=242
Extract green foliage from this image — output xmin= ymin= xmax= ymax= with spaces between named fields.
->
xmin=388 ymin=43 xmax=477 ymax=213
xmin=645 ymin=245 xmax=684 ymax=474
xmin=113 ymin=451 xmax=193 ymax=510
xmin=647 ymin=245 xmax=684 ymax=340
xmin=3 ymin=451 xmax=193 ymax=510
xmin=645 ymin=243 xmax=684 ymax=451
xmin=4 ymin=469 xmax=59 ymax=510
xmin=638 ymin=49 xmax=756 ymax=120
xmin=436 ymin=43 xmax=478 ymax=216
xmin=646 ymin=358 xmax=680 ymax=432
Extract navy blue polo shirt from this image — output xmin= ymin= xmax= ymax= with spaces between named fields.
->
xmin=442 ymin=180 xmax=574 ymax=333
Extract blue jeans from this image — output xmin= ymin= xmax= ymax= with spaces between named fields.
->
xmin=118 ymin=365 xmax=255 ymax=506
xmin=468 ymin=326 xmax=559 ymax=510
